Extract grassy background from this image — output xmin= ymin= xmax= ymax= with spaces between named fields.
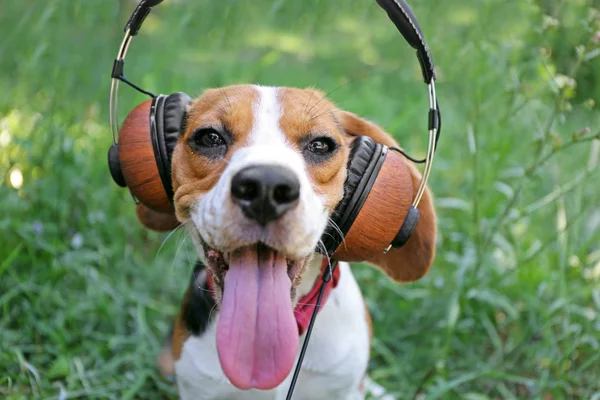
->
xmin=1 ymin=0 xmax=600 ymax=398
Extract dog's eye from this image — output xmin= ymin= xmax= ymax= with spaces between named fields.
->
xmin=304 ymin=137 xmax=337 ymax=162
xmin=189 ymin=128 xmax=228 ymax=158
xmin=194 ymin=129 xmax=225 ymax=147
xmin=308 ymin=139 xmax=331 ymax=154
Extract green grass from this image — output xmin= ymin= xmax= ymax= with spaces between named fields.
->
xmin=1 ymin=0 xmax=600 ymax=399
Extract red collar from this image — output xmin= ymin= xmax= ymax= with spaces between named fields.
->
xmin=205 ymin=258 xmax=341 ymax=336
xmin=294 ymin=258 xmax=341 ymax=335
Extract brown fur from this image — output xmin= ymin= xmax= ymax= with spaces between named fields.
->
xmin=171 ymin=288 xmax=192 ymax=361
xmin=278 ymin=87 xmax=348 ymax=211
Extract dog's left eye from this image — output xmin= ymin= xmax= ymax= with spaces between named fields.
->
xmin=189 ymin=128 xmax=228 ymax=158
xmin=305 ymin=137 xmax=337 ymax=158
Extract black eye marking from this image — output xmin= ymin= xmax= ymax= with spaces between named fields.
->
xmin=188 ymin=127 xmax=231 ymax=159
xmin=303 ymin=136 xmax=338 ymax=163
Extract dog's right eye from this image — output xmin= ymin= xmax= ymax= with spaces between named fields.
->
xmin=193 ymin=129 xmax=225 ymax=147
xmin=189 ymin=128 xmax=228 ymax=158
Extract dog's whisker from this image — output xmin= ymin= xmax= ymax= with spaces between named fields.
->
xmin=184 ymin=232 xmax=194 ymax=267
xmin=307 ymin=103 xmax=330 ymax=122
xmin=309 ymin=107 xmax=338 ymax=123
xmin=323 ymin=73 xmax=374 ymax=103
xmin=327 ymin=218 xmax=347 ymax=249
xmin=305 ymin=88 xmax=331 ymax=116
xmin=293 ymin=300 xmax=334 ymax=323
xmin=170 ymin=228 xmax=189 ymax=272
xmin=320 ymin=229 xmax=346 ymax=254
xmin=320 ymin=231 xmax=338 ymax=242
xmin=327 ymin=218 xmax=344 ymax=238
xmin=190 ymin=266 xmax=213 ymax=294
xmin=155 ymin=222 xmax=186 ymax=260
xmin=296 ymin=302 xmax=333 ymax=308
xmin=293 ymin=309 xmax=311 ymax=321
xmin=195 ymin=285 xmax=214 ymax=294
xmin=207 ymin=301 xmax=219 ymax=322
xmin=307 ymin=73 xmax=375 ymax=123
xmin=319 ymin=239 xmax=334 ymax=279
xmin=306 ymin=79 xmax=354 ymax=117
xmin=315 ymin=240 xmax=327 ymax=255
xmin=218 ymin=87 xmax=233 ymax=112
xmin=303 ymin=84 xmax=318 ymax=115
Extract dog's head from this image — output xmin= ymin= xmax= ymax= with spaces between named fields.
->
xmin=173 ymin=85 xmax=346 ymax=278
xmin=170 ymin=85 xmax=436 ymax=389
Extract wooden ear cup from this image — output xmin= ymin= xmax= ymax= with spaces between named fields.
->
xmin=331 ymin=149 xmax=414 ymax=262
xmin=113 ymin=98 xmax=174 ymax=213
xmin=135 ymin=203 xmax=181 ymax=232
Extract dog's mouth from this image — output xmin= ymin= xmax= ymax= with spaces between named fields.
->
xmin=201 ymin=240 xmax=308 ymax=390
xmin=202 ymin=242 xmax=307 ymax=295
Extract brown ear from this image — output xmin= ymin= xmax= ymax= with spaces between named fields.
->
xmin=135 ymin=203 xmax=181 ymax=232
xmin=337 ymin=111 xmax=437 ymax=282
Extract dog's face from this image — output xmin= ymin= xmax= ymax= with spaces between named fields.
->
xmin=171 ymin=85 xmax=350 ymax=389
xmin=173 ymin=85 xmax=348 ymax=288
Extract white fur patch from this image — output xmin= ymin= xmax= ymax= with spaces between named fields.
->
xmin=249 ymin=86 xmax=287 ymax=146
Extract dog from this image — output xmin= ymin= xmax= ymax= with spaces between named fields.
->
xmin=156 ymin=84 xmax=436 ymax=399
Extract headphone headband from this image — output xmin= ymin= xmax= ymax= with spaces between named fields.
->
xmin=125 ymin=0 xmax=164 ymax=36
xmin=375 ymin=0 xmax=435 ymax=83
xmin=108 ymin=0 xmax=441 ymax=240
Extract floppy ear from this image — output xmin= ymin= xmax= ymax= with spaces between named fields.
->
xmin=135 ymin=203 xmax=181 ymax=232
xmin=336 ymin=110 xmax=437 ymax=282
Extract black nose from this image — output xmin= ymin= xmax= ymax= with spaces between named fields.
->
xmin=231 ymin=165 xmax=300 ymax=226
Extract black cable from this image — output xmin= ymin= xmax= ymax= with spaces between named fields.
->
xmin=285 ymin=260 xmax=338 ymax=400
xmin=389 ymin=146 xmax=427 ymax=163
xmin=390 ymin=102 xmax=442 ymax=164
xmin=117 ymin=74 xmax=156 ymax=98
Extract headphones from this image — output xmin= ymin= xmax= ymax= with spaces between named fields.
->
xmin=108 ymin=0 xmax=441 ymax=262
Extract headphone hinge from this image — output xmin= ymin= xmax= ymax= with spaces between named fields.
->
xmin=111 ymin=59 xmax=124 ymax=79
xmin=428 ymin=108 xmax=439 ymax=131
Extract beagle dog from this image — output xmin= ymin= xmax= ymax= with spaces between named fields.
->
xmin=157 ymin=84 xmax=436 ymax=399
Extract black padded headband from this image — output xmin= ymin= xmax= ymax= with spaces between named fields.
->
xmin=375 ymin=0 xmax=435 ymax=83
xmin=115 ymin=0 xmax=437 ymax=87
xmin=125 ymin=0 xmax=164 ymax=36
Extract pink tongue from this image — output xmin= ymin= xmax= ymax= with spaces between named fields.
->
xmin=216 ymin=245 xmax=299 ymax=390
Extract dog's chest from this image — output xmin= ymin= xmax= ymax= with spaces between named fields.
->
xmin=174 ymin=262 xmax=370 ymax=400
